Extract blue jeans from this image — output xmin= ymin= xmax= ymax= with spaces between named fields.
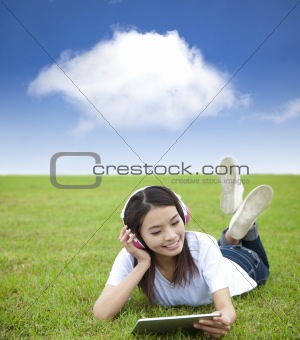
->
xmin=218 ymin=228 xmax=270 ymax=286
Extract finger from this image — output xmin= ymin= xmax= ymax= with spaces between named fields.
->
xmin=196 ymin=319 xmax=218 ymax=327
xmin=200 ymin=317 xmax=228 ymax=327
xmin=119 ymin=227 xmax=131 ymax=243
xmin=213 ymin=317 xmax=230 ymax=326
xmin=120 ymin=229 xmax=140 ymax=253
xmin=213 ymin=311 xmax=222 ymax=318
xmin=213 ymin=314 xmax=230 ymax=326
xmin=195 ymin=320 xmax=230 ymax=331
xmin=119 ymin=225 xmax=128 ymax=239
xmin=194 ymin=323 xmax=229 ymax=338
xmin=126 ymin=231 xmax=136 ymax=244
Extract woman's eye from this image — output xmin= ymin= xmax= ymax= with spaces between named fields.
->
xmin=172 ymin=220 xmax=180 ymax=226
xmin=151 ymin=231 xmax=161 ymax=235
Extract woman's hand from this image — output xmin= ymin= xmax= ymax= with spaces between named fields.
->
xmin=119 ymin=226 xmax=151 ymax=266
xmin=193 ymin=287 xmax=236 ymax=337
xmin=193 ymin=311 xmax=231 ymax=338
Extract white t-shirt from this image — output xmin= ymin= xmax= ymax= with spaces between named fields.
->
xmin=106 ymin=231 xmax=257 ymax=307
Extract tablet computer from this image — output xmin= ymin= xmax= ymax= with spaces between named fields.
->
xmin=132 ymin=312 xmax=220 ymax=334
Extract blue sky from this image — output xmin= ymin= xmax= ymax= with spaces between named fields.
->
xmin=1 ymin=0 xmax=300 ymax=175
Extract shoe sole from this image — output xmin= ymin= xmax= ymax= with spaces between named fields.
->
xmin=219 ymin=157 xmax=244 ymax=214
xmin=229 ymin=185 xmax=273 ymax=240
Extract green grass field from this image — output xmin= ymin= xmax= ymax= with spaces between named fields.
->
xmin=1 ymin=174 xmax=299 ymax=339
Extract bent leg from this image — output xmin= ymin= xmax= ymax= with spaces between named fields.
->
xmin=219 ymin=222 xmax=270 ymax=285
xmin=220 ymin=244 xmax=269 ymax=286
xmin=219 ymin=223 xmax=270 ymax=269
xmin=242 ymin=238 xmax=270 ymax=269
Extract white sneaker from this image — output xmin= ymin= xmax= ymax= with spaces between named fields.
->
xmin=229 ymin=185 xmax=274 ymax=240
xmin=219 ymin=157 xmax=244 ymax=214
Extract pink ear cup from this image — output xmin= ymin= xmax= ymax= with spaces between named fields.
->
xmin=128 ymin=233 xmax=145 ymax=249
xmin=185 ymin=205 xmax=190 ymax=224
xmin=132 ymin=239 xmax=145 ymax=249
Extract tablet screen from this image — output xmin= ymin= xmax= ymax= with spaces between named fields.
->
xmin=132 ymin=312 xmax=220 ymax=334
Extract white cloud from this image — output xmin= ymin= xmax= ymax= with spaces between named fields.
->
xmin=259 ymin=98 xmax=300 ymax=123
xmin=108 ymin=0 xmax=123 ymax=4
xmin=28 ymin=29 xmax=249 ymax=133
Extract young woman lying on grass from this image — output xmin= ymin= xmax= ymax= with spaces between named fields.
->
xmin=93 ymin=157 xmax=273 ymax=338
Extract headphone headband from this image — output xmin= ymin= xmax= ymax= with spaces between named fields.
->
xmin=120 ymin=186 xmax=188 ymax=223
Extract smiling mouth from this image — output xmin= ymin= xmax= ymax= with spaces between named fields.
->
xmin=164 ymin=240 xmax=179 ymax=248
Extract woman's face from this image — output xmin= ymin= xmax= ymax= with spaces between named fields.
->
xmin=139 ymin=205 xmax=185 ymax=258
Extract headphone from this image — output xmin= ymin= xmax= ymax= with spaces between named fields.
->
xmin=120 ymin=186 xmax=190 ymax=224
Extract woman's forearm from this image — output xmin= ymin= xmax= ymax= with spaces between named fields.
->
xmin=93 ymin=261 xmax=150 ymax=320
xmin=213 ymin=287 xmax=236 ymax=325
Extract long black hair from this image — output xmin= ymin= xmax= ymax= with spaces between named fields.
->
xmin=123 ymin=186 xmax=198 ymax=304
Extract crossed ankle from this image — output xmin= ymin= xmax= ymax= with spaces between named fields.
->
xmin=224 ymin=229 xmax=240 ymax=245
xmin=242 ymin=223 xmax=259 ymax=241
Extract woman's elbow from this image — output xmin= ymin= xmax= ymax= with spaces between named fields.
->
xmin=93 ymin=304 xmax=116 ymax=320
